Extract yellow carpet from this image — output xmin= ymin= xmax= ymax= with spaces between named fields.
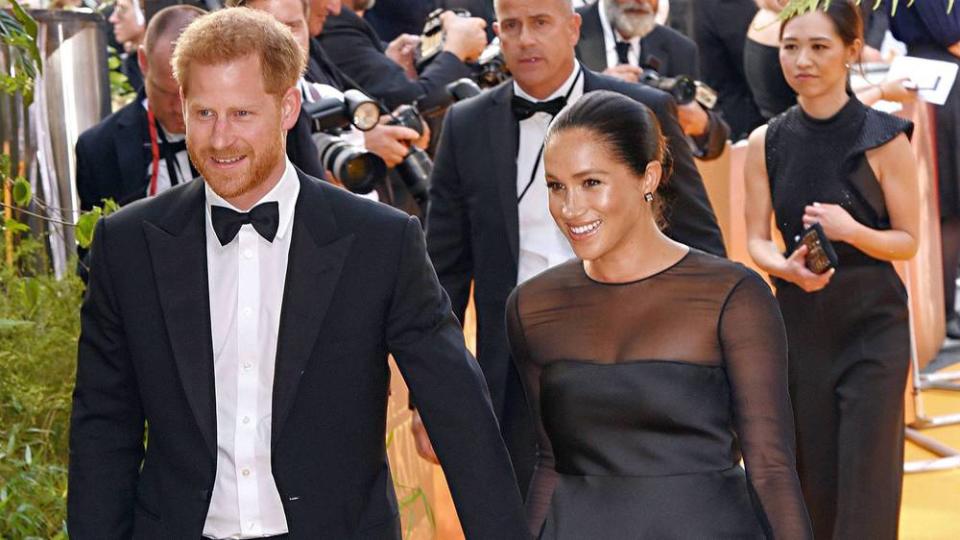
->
xmin=901 ymin=366 xmax=960 ymax=539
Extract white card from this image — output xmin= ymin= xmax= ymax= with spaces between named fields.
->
xmin=886 ymin=55 xmax=958 ymax=106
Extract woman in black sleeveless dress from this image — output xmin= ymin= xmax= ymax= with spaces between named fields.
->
xmin=744 ymin=3 xmax=920 ymax=539
xmin=507 ymin=90 xmax=812 ymax=539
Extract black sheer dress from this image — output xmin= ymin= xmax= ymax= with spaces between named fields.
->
xmin=507 ymin=250 xmax=812 ymax=539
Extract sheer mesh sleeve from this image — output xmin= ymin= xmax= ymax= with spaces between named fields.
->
xmin=506 ymin=289 xmax=558 ymax=538
xmin=720 ymin=274 xmax=813 ymax=539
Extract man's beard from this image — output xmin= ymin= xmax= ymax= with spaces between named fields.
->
xmin=605 ymin=1 xmax=657 ymax=40
xmin=189 ymin=133 xmax=284 ymax=203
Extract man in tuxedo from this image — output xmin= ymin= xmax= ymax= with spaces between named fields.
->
xmin=421 ymin=0 xmax=725 ymax=494
xmin=575 ymin=0 xmax=730 ymax=159
xmin=67 ymin=8 xmax=528 ymax=539
xmin=75 ymin=5 xmax=205 ymax=211
xmin=75 ymin=4 xmax=325 ymax=214
xmin=318 ymin=0 xmax=488 ymax=110
xmin=692 ymin=0 xmax=764 ymax=141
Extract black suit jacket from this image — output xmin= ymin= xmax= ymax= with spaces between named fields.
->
xmin=318 ymin=7 xmax=472 ymax=111
xmin=692 ymin=0 xmax=764 ymax=141
xmin=75 ymin=96 xmax=325 ymax=212
xmin=68 ymin=173 xmax=528 ymax=539
xmin=575 ymin=2 xmax=729 ymax=160
xmin=425 ymin=70 xmax=726 ymax=493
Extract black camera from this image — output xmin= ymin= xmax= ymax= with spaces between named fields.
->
xmin=303 ymin=84 xmax=387 ymax=194
xmin=311 ymin=132 xmax=386 ymax=195
xmin=416 ymin=8 xmax=472 ymax=70
xmin=475 ymin=38 xmax=510 ymax=89
xmin=640 ymin=56 xmax=717 ymax=109
xmin=386 ymin=105 xmax=433 ymax=206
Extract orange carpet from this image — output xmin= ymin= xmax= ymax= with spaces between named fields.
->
xmin=900 ymin=367 xmax=960 ymax=539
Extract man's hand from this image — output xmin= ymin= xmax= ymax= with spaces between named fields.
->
xmin=602 ymin=64 xmax=644 ymax=84
xmin=440 ymin=11 xmax=487 ymax=63
xmin=949 ymin=40 xmax=960 ymax=60
xmin=364 ymin=122 xmax=420 ymax=168
xmin=677 ymin=102 xmax=710 ymax=137
xmin=411 ymin=410 xmax=440 ymax=464
xmin=386 ymin=34 xmax=420 ymax=79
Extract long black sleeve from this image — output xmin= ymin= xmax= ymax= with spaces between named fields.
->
xmin=319 ymin=8 xmax=472 ymax=110
xmin=68 ymin=219 xmax=146 ymax=538
xmin=387 ymin=216 xmax=529 ymax=539
xmin=719 ymin=274 xmax=814 ymax=539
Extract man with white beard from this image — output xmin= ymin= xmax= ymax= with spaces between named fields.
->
xmin=575 ymin=0 xmax=729 ymax=160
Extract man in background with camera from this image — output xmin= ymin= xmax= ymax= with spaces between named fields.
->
xmin=420 ymin=0 xmax=726 ymax=494
xmin=75 ymin=3 xmax=329 ymax=216
xmin=576 ymin=0 xmax=730 ymax=160
xmin=319 ymin=0 xmax=489 ymax=111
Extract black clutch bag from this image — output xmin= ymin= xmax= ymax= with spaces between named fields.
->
xmin=796 ymin=223 xmax=839 ymax=274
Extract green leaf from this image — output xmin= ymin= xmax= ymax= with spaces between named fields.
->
xmin=12 ymin=176 xmax=31 ymax=206
xmin=101 ymin=198 xmax=120 ymax=215
xmin=0 ymin=319 xmax=34 ymax=331
xmin=4 ymin=217 xmax=31 ymax=234
xmin=75 ymin=208 xmax=102 ymax=249
xmin=10 ymin=0 xmax=41 ymax=75
xmin=21 ymin=277 xmax=41 ymax=312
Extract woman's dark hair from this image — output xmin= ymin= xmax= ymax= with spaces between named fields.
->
xmin=779 ymin=0 xmax=864 ymax=46
xmin=546 ymin=90 xmax=672 ymax=228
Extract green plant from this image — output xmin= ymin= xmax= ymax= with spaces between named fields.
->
xmin=0 ymin=0 xmax=42 ymax=105
xmin=0 ymin=263 xmax=82 ymax=538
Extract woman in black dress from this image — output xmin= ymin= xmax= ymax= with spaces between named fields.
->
xmin=744 ymin=2 xmax=920 ymax=538
xmin=506 ymin=90 xmax=811 ymax=539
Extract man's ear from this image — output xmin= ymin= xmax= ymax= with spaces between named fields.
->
xmin=137 ymin=46 xmax=148 ymax=75
xmin=280 ymin=86 xmax=302 ymax=131
xmin=493 ymin=20 xmax=500 ymax=38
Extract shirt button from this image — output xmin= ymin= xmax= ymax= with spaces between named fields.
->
xmin=242 ymin=248 xmax=253 ymax=259
xmin=242 ymin=306 xmax=253 ymax=317
xmin=243 ymin=362 xmax=253 ymax=370
xmin=242 ymin=416 xmax=250 ymax=424
xmin=241 ymin=468 xmax=250 ymax=477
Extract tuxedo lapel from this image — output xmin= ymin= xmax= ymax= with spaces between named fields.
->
xmin=116 ymin=100 xmax=150 ymax=204
xmin=271 ymin=173 xmax=354 ymax=447
xmin=142 ymin=179 xmax=217 ymax=458
xmin=489 ymin=84 xmax=521 ymax=264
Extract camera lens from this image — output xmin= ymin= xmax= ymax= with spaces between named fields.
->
xmin=312 ymin=132 xmax=387 ymax=194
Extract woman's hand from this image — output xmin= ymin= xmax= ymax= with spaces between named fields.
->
xmin=803 ymin=202 xmax=860 ymax=242
xmin=783 ymin=244 xmax=835 ymax=292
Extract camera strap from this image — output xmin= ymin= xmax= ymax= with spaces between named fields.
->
xmin=516 ymin=67 xmax=582 ymax=204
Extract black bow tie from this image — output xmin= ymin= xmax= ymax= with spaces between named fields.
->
xmin=162 ymin=139 xmax=187 ymax=154
xmin=511 ymin=95 xmax=567 ymax=121
xmin=210 ymin=202 xmax=280 ymax=246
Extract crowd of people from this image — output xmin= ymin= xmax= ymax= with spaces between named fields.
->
xmin=65 ymin=0 xmax=960 ymax=538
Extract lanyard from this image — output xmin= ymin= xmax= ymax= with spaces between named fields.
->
xmin=517 ymin=68 xmax=583 ymax=204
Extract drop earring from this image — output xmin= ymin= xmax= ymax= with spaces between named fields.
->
xmin=644 ymin=192 xmax=654 ymax=202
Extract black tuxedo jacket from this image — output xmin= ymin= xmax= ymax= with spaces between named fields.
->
xmin=68 ymin=172 xmax=528 ymax=539
xmin=75 ymin=95 xmax=325 ymax=211
xmin=575 ymin=2 xmax=729 ymax=160
xmin=318 ymin=7 xmax=472 ymax=111
xmin=425 ymin=70 xmax=726 ymax=492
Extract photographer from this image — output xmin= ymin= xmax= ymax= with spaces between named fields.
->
xmin=575 ymin=0 xmax=730 ymax=160
xmin=318 ymin=0 xmax=488 ymax=111
xmin=241 ymin=0 xmax=430 ymax=216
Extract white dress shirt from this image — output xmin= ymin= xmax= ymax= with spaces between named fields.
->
xmin=513 ymin=62 xmax=584 ymax=284
xmin=201 ymin=160 xmax=300 ymax=539
xmin=141 ymin=98 xmax=192 ymax=196
xmin=598 ymin=0 xmax=642 ymax=68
